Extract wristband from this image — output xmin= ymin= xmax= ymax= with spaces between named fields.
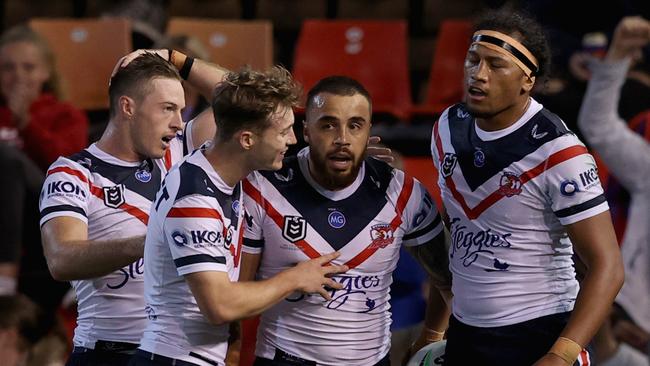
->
xmin=170 ymin=50 xmax=194 ymax=80
xmin=548 ymin=337 xmax=582 ymax=365
xmin=178 ymin=56 xmax=194 ymax=80
xmin=424 ymin=328 xmax=445 ymax=342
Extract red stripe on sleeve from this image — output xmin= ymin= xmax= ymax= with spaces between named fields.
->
xmin=168 ymin=207 xmax=223 ymax=220
xmin=47 ymin=166 xmax=89 ymax=185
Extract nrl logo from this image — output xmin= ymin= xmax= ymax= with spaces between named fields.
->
xmin=282 ymin=216 xmax=307 ymax=243
xmin=441 ymin=153 xmax=458 ymax=178
xmin=103 ymin=184 xmax=125 ymax=208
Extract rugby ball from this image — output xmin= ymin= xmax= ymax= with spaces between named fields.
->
xmin=406 ymin=340 xmax=447 ymax=366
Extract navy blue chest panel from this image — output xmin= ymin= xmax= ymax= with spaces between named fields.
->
xmin=259 ymin=157 xmax=394 ymax=251
xmin=69 ymin=151 xmax=161 ymax=201
xmin=176 ymin=162 xmax=240 ymax=225
xmin=447 ymin=104 xmax=572 ymax=191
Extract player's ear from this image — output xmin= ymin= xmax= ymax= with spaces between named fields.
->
xmin=240 ymin=130 xmax=255 ymax=150
xmin=119 ymin=96 xmax=136 ymax=119
xmin=522 ymin=74 xmax=535 ymax=93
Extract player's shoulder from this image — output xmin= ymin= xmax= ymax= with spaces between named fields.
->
xmin=46 ymin=149 xmax=94 ymax=179
xmin=259 ymin=155 xmax=299 ymax=183
xmin=173 ymin=159 xmax=218 ymax=200
xmin=248 ymin=155 xmax=302 ymax=192
xmin=364 ymin=156 xmax=396 ymax=188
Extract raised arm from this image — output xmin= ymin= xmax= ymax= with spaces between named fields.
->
xmin=577 ymin=16 xmax=650 ymax=192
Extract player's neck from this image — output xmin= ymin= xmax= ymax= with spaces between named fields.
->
xmin=96 ymin=120 xmax=143 ymax=162
xmin=476 ymin=96 xmax=531 ymax=132
xmin=203 ymin=141 xmax=249 ymax=188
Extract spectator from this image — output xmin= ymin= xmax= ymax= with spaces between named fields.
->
xmin=578 ymin=15 xmax=650 ymax=365
xmin=0 ymin=25 xmax=87 ymax=316
xmin=0 ymin=294 xmax=41 ymax=366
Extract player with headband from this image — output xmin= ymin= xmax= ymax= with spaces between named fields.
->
xmin=412 ymin=10 xmax=624 ymax=366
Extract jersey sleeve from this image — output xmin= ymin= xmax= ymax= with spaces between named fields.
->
xmin=401 ymin=177 xmax=444 ymax=247
xmin=241 ymin=174 xmax=265 ymax=254
xmin=39 ymin=157 xmax=91 ymax=226
xmin=163 ymin=194 xmax=230 ymax=276
xmin=544 ymin=135 xmax=609 ymax=225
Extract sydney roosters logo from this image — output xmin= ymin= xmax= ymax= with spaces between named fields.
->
xmin=497 ymin=172 xmax=522 ymax=197
xmin=369 ymin=224 xmax=394 ymax=249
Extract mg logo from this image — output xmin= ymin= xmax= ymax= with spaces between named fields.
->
xmin=282 ymin=216 xmax=307 ymax=243
xmin=328 ymin=211 xmax=346 ymax=229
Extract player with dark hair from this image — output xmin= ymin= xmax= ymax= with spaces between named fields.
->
xmin=240 ymin=75 xmax=448 ymax=365
xmin=40 ymin=50 xmax=228 ymax=365
xmin=419 ymin=10 xmax=624 ymax=366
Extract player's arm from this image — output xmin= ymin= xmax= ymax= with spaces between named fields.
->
xmin=239 ymin=252 xmax=261 ymax=282
xmin=172 ymin=49 xmax=233 ymax=147
xmin=403 ymin=281 xmax=452 ymax=364
xmin=535 ymin=212 xmax=623 ymax=366
xmin=185 ymin=252 xmax=347 ymax=325
xmin=406 ymin=233 xmax=451 ymax=293
xmin=401 ymin=179 xmax=452 ymax=357
xmin=404 ymin=235 xmax=453 ymax=359
xmin=41 ymin=217 xmax=144 ymax=281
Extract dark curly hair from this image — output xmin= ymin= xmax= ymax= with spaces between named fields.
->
xmin=212 ymin=66 xmax=301 ymax=140
xmin=474 ymin=10 xmax=551 ymax=80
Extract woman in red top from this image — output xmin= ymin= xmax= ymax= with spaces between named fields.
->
xmin=0 ymin=26 xmax=87 ymax=309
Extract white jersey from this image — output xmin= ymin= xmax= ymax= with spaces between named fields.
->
xmin=139 ymin=147 xmax=244 ymax=366
xmin=431 ymin=99 xmax=609 ymax=327
xmin=242 ymin=147 xmax=444 ymax=365
xmin=39 ymin=133 xmax=187 ymax=347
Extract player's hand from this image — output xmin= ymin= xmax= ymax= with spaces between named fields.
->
xmin=401 ymin=335 xmax=437 ymax=365
xmin=289 ymin=252 xmax=348 ymax=300
xmin=606 ymin=16 xmax=650 ymax=62
xmin=532 ymin=353 xmax=571 ymax=366
xmin=225 ymin=321 xmax=241 ymax=366
xmin=367 ymin=136 xmax=395 ymax=164
xmin=110 ymin=49 xmax=171 ymax=81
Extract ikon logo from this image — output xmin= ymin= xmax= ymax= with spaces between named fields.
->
xmin=46 ymin=181 xmax=86 ymax=198
xmin=579 ymin=167 xmax=599 ymax=188
xmin=191 ymin=230 xmax=222 ymax=245
xmin=282 ymin=216 xmax=307 ymax=243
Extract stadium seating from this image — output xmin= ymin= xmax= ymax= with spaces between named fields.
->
xmin=29 ymin=18 xmax=132 ymax=110
xmin=293 ymin=20 xmax=412 ymax=121
xmin=166 ymin=18 xmax=273 ymax=71
xmin=411 ymin=19 xmax=472 ymax=117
